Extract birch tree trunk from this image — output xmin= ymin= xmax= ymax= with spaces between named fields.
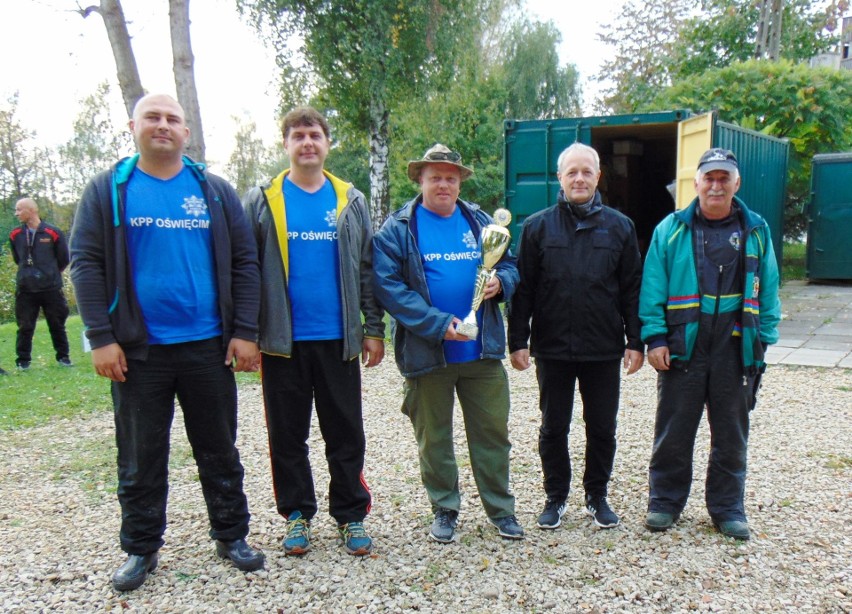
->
xmin=79 ymin=0 xmax=145 ymax=119
xmin=368 ymin=97 xmax=390 ymax=233
xmin=169 ymin=0 xmax=205 ymax=162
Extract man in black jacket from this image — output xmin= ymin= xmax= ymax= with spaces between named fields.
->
xmin=71 ymin=93 xmax=264 ymax=592
xmin=508 ymin=143 xmax=644 ymax=530
xmin=9 ymin=198 xmax=71 ymax=369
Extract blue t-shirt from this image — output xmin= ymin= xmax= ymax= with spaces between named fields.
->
xmin=416 ymin=205 xmax=483 ymax=363
xmin=124 ymin=166 xmax=222 ymax=345
xmin=284 ymin=177 xmax=344 ymax=341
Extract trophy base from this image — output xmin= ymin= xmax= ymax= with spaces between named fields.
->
xmin=456 ymin=321 xmax=479 ymax=339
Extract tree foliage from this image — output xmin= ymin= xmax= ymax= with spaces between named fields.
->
xmin=502 ymin=20 xmax=582 ymax=120
xmin=237 ymin=0 xmax=582 ymax=220
xmin=671 ymin=0 xmax=845 ymax=79
xmin=595 ymin=0 xmax=692 ymax=113
xmin=652 ymin=60 xmax=852 ymax=237
xmin=58 ymin=83 xmax=132 ymax=209
xmin=237 ymin=0 xmax=492 ymax=228
xmin=389 ymin=65 xmax=507 ymax=212
xmin=224 ymin=116 xmax=287 ymax=196
xmin=596 ymin=0 xmax=844 ymax=113
xmin=0 ymin=94 xmax=50 ymax=243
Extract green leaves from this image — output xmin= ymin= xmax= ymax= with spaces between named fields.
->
xmin=653 ymin=60 xmax=852 ymax=238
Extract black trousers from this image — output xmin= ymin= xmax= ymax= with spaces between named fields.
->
xmin=112 ymin=337 xmax=251 ymax=555
xmin=648 ymin=316 xmax=750 ymax=523
xmin=261 ymin=341 xmax=371 ymax=525
xmin=535 ymin=358 xmax=622 ymax=502
xmin=15 ymin=289 xmax=70 ymax=363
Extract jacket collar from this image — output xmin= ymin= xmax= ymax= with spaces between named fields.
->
xmin=109 ymin=154 xmax=207 ymax=227
xmin=675 ymin=195 xmax=763 ymax=233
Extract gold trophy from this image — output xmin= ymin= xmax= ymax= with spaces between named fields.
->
xmin=456 ymin=208 xmax=512 ymax=339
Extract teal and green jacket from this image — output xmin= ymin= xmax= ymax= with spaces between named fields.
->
xmin=639 ymin=197 xmax=781 ymax=372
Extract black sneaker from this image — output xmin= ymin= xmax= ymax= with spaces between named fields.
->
xmin=537 ymin=499 xmax=567 ymax=529
xmin=16 ymin=361 xmax=30 ymax=371
xmin=585 ymin=495 xmax=620 ymax=528
xmin=429 ymin=508 xmax=458 ymax=543
xmin=57 ymin=357 xmax=73 ymax=367
xmin=489 ymin=515 xmax=525 ymax=540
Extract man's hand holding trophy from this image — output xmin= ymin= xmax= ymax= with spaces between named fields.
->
xmin=456 ymin=208 xmax=512 ymax=340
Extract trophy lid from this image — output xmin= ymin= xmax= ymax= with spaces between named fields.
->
xmin=492 ymin=208 xmax=512 ymax=228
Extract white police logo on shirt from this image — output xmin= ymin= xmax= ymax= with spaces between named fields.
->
xmin=462 ymin=230 xmax=477 ymax=249
xmin=181 ymin=196 xmax=208 ymax=217
xmin=325 ymin=210 xmax=338 ymax=228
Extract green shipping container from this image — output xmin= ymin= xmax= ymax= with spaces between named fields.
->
xmin=503 ymin=110 xmax=788 ymax=265
xmin=806 ymin=152 xmax=852 ymax=280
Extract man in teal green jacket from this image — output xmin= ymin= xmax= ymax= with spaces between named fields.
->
xmin=639 ymin=148 xmax=781 ymax=540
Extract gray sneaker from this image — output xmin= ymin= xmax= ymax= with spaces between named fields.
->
xmin=489 ymin=515 xmax=525 ymax=540
xmin=430 ymin=509 xmax=458 ymax=543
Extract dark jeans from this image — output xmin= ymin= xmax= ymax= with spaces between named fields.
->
xmin=536 ymin=358 xmax=622 ymax=502
xmin=261 ymin=341 xmax=371 ymax=525
xmin=112 ymin=337 xmax=251 ymax=555
xmin=15 ymin=289 xmax=70 ymax=363
xmin=648 ymin=318 xmax=750 ymax=522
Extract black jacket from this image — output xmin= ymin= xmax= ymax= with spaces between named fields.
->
xmin=10 ymin=222 xmax=69 ymax=293
xmin=508 ymin=191 xmax=643 ymax=361
xmin=70 ymin=155 xmax=260 ymax=359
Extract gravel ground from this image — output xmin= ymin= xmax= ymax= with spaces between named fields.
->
xmin=0 ymin=358 xmax=850 ymax=613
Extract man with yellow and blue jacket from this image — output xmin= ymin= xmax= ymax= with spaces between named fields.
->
xmin=639 ymin=148 xmax=781 ymax=541
xmin=243 ymin=107 xmax=384 ymax=557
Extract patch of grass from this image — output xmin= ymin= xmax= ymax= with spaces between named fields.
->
xmin=174 ymin=571 xmax=200 ymax=582
xmin=423 ymin=561 xmax=446 ymax=583
xmin=823 ymin=454 xmax=852 ymax=470
xmin=50 ymin=432 xmax=117 ymax=496
xmin=0 ymin=316 xmax=112 ymax=430
xmin=782 ymin=241 xmax=806 ymax=283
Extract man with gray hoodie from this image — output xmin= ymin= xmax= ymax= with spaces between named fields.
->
xmin=243 ymin=107 xmax=384 ymax=557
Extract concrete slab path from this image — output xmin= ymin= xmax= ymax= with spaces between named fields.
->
xmin=767 ymin=280 xmax=852 ymax=368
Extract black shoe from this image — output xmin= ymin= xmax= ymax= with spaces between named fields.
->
xmin=714 ymin=520 xmax=750 ymax=541
xmin=112 ymin=553 xmax=158 ymax=592
xmin=537 ymin=499 xmax=567 ymax=529
xmin=15 ymin=361 xmax=30 ymax=371
xmin=215 ymin=539 xmax=265 ymax=571
xmin=57 ymin=357 xmax=73 ymax=367
xmin=0 ymin=366 xmax=7 ymax=375
xmin=645 ymin=511 xmax=679 ymax=532
xmin=585 ymin=495 xmax=620 ymax=528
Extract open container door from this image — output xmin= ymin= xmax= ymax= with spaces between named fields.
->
xmin=675 ymin=111 xmax=715 ymax=210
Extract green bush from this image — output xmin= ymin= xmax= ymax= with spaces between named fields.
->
xmin=0 ymin=255 xmax=15 ymax=323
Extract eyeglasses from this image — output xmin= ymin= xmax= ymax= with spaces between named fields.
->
xmin=425 ymin=150 xmax=462 ymax=163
